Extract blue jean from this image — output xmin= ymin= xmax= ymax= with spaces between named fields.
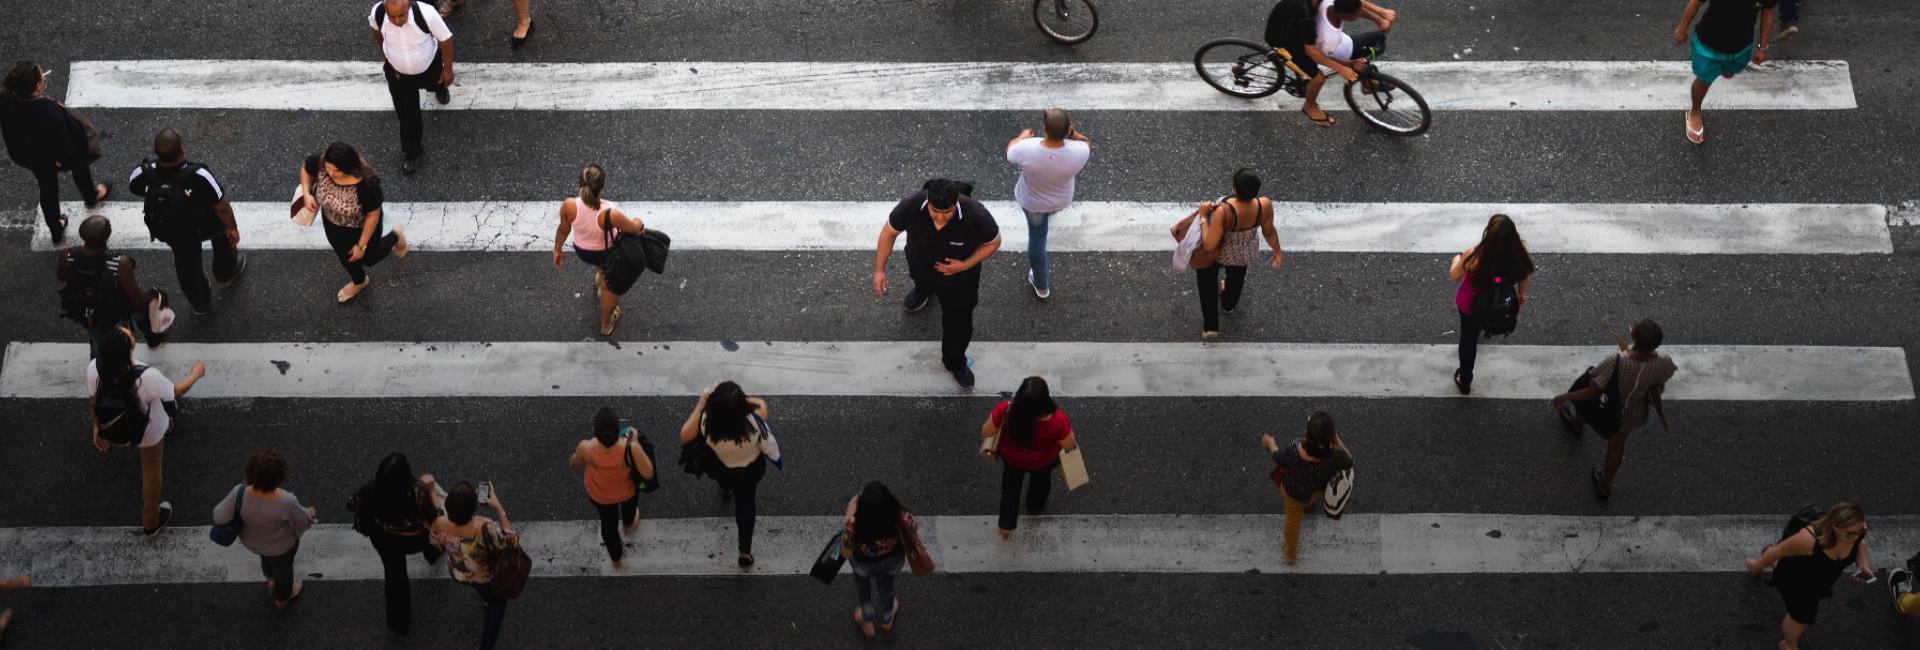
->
xmin=851 ymin=554 xmax=905 ymax=626
xmin=1023 ymin=209 xmax=1056 ymax=291
xmin=469 ymin=582 xmax=508 ymax=650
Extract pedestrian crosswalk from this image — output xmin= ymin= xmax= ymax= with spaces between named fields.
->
xmin=18 ymin=200 xmax=1896 ymax=254
xmin=3 ymin=341 xmax=1912 ymax=400
xmin=7 ymin=514 xmax=1918 ymax=588
xmin=64 ymin=59 xmax=1858 ymax=111
xmin=5 ymin=5 xmax=1919 ymax=646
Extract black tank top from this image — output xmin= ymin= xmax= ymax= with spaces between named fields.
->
xmin=1774 ymin=528 xmax=1860 ymax=597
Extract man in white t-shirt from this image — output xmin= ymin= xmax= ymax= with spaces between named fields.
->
xmin=370 ymin=0 xmax=455 ymax=175
xmin=1266 ymin=0 xmax=1397 ymax=128
xmin=1004 ymin=108 xmax=1091 ymax=299
xmin=86 ymin=326 xmax=206 ymax=536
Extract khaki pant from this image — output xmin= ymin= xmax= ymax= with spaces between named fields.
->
xmin=1282 ymin=489 xmax=1323 ymax=563
xmin=140 ymin=440 xmax=165 ymax=529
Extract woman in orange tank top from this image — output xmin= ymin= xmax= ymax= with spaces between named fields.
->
xmin=568 ymin=407 xmax=653 ymax=566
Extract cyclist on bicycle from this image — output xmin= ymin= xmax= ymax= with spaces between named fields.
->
xmin=1264 ymin=0 xmax=1398 ymax=127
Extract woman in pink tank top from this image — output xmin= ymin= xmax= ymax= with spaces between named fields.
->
xmin=551 ymin=164 xmax=646 ymax=336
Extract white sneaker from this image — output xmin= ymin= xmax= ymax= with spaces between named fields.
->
xmin=1028 ymin=270 xmax=1050 ymax=299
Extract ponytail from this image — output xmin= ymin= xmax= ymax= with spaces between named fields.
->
xmin=579 ymin=164 xmax=606 ymax=210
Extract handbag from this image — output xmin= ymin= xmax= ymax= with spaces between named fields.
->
xmin=290 ymin=184 xmax=317 ymax=227
xmin=600 ymin=209 xmax=650 ymax=294
xmin=1569 ymin=354 xmax=1625 ymax=438
xmin=750 ymin=413 xmax=782 ymax=471
xmin=809 ymin=531 xmax=847 ymax=585
xmin=484 ymin=523 xmax=532 ymax=599
xmin=622 ymin=427 xmax=661 ymax=493
xmin=1324 ymin=443 xmax=1356 ymax=519
xmin=1171 ymin=197 xmax=1226 ymax=271
xmin=209 ymin=485 xmax=246 ymax=547
xmin=902 ymin=514 xmax=935 ymax=577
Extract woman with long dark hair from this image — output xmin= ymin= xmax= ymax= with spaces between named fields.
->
xmin=89 ymin=324 xmax=205 ymax=536
xmin=570 ymin=406 xmax=654 ymax=566
xmin=679 ymin=381 xmax=779 ymax=568
xmin=297 ymin=142 xmax=409 ymax=303
xmin=1746 ymin=501 xmax=1874 ymax=650
xmin=840 ymin=481 xmax=917 ymax=638
xmin=1448 ymin=214 xmax=1536 ymax=394
xmin=346 ymin=453 xmax=443 ymax=633
xmin=979 ymin=376 xmax=1078 ymax=540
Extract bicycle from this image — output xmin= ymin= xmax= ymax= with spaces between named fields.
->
xmin=1192 ymin=38 xmax=1431 ymax=136
xmin=1034 ymin=0 xmax=1097 ymax=45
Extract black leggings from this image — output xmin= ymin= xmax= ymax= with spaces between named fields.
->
xmin=998 ymin=461 xmax=1056 ymax=531
xmin=371 ymin=532 xmax=439 ymax=631
xmin=592 ymin=496 xmax=639 ymax=561
xmin=715 ymin=457 xmax=768 ymax=554
xmin=1195 ymin=265 xmax=1249 ymax=333
xmin=1457 ymin=310 xmax=1483 ymax=384
xmin=322 ymin=216 xmax=397 ymax=284
xmin=30 ymin=161 xmax=98 ymax=228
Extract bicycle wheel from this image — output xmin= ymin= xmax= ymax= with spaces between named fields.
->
xmin=1342 ymin=70 xmax=1432 ymax=136
xmin=1193 ymin=38 xmax=1284 ymax=99
xmin=1033 ymin=0 xmax=1097 ymax=45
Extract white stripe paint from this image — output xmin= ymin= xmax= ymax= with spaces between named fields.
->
xmin=6 ymin=514 xmax=1916 ymax=587
xmin=4 ymin=341 xmax=1909 ymax=401
xmin=19 ymin=200 xmax=1893 ymax=255
xmin=63 ymin=60 xmax=1857 ymax=112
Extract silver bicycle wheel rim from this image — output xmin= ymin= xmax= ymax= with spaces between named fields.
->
xmin=1036 ymin=0 xmax=1095 ymax=42
xmin=1352 ymin=82 xmax=1426 ymax=134
xmin=1196 ymin=43 xmax=1281 ymax=97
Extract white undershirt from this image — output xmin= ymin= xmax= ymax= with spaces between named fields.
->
xmin=1315 ymin=0 xmax=1355 ymax=60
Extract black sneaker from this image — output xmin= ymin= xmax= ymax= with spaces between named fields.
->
xmin=902 ymin=287 xmax=931 ymax=313
xmin=402 ymin=157 xmax=419 ymax=176
xmin=142 ymin=501 xmax=174 ymax=537
xmin=951 ymin=365 xmax=975 ymax=389
xmin=434 ymin=87 xmax=450 ymax=105
xmin=1556 ymin=403 xmax=1580 ymax=435
xmin=215 ymin=253 xmax=249 ymax=288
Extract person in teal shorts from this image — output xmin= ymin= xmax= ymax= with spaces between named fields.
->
xmin=1672 ymin=0 xmax=1779 ymax=144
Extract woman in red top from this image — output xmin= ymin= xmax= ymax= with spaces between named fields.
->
xmin=979 ymin=377 xmax=1078 ymax=540
xmin=568 ymin=407 xmax=653 ymax=567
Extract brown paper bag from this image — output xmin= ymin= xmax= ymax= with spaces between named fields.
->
xmin=1060 ymin=447 xmax=1089 ymax=490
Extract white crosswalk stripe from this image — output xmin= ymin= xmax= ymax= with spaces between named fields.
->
xmin=7 ymin=514 xmax=1916 ymax=587
xmin=18 ymin=200 xmax=1895 ymax=254
xmin=3 ymin=341 xmax=1911 ymax=401
xmin=63 ymin=60 xmax=1858 ymax=111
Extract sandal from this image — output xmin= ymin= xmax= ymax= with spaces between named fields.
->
xmin=392 ymin=226 xmax=410 ymax=260
xmin=1302 ymin=106 xmax=1336 ymax=128
xmin=337 ymin=278 xmax=370 ymax=303
xmin=437 ymin=0 xmax=465 ymax=17
xmin=1685 ymin=111 xmax=1705 ymax=145
xmin=853 ymin=608 xmax=875 ymax=639
xmin=880 ymin=599 xmax=899 ymax=632
xmin=1590 ymin=469 xmax=1611 ymax=501
xmin=600 ymin=306 xmax=622 ymax=336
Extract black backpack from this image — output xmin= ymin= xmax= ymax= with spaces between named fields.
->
xmin=58 ymin=250 xmax=131 ymax=329
xmin=1781 ymin=503 xmax=1825 ymax=541
xmin=140 ymin=162 xmax=208 ymax=242
xmin=1474 ymin=275 xmax=1521 ymax=339
xmin=94 ymin=365 xmax=151 ymax=446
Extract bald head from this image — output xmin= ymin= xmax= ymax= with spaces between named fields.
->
xmin=1042 ymin=108 xmax=1071 ymax=141
xmin=78 ymin=215 xmax=112 ymax=251
xmin=153 ymin=128 xmax=184 ymax=164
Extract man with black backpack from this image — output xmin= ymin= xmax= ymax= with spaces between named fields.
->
xmin=55 ymin=215 xmax=157 ymax=355
xmin=128 ymin=128 xmax=247 ymax=316
xmin=371 ymin=0 xmax=455 ymax=176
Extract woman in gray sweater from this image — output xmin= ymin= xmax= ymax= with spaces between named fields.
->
xmin=212 ymin=450 xmax=316 ymax=608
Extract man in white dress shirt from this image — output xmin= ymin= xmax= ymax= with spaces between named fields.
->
xmin=370 ymin=0 xmax=455 ymax=175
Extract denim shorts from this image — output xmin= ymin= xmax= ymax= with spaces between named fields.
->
xmin=1691 ymin=34 xmax=1754 ymax=85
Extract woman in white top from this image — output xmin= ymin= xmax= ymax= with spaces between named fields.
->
xmin=550 ymin=164 xmax=645 ymax=336
xmin=87 ymin=325 xmax=206 ymax=536
xmin=678 ymin=381 xmax=779 ymax=568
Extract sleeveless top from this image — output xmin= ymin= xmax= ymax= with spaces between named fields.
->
xmin=582 ymin=438 xmax=636 ymax=505
xmin=1774 ymin=530 xmax=1861 ymax=598
xmin=568 ymin=197 xmax=616 ymax=252
xmin=1214 ymin=198 xmax=1266 ymax=267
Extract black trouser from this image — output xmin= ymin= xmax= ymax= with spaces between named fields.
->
xmin=371 ymin=532 xmax=440 ymax=632
xmin=1457 ymin=310 xmax=1483 ymax=384
xmin=998 ymin=460 xmax=1056 ymax=531
xmin=259 ymin=541 xmax=301 ymax=603
xmin=715 ymin=457 xmax=767 ymax=554
xmin=322 ymin=215 xmax=397 ymax=284
xmin=29 ymin=161 xmax=98 ymax=229
xmin=922 ymin=280 xmax=980 ymax=371
xmin=383 ymin=57 xmax=444 ymax=159
xmin=592 ymin=496 xmax=639 ymax=561
xmin=165 ymin=232 xmax=239 ymax=312
xmin=1195 ymin=264 xmax=1248 ymax=333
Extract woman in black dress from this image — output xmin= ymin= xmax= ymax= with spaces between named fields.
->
xmin=1744 ymin=501 xmax=1873 ymax=650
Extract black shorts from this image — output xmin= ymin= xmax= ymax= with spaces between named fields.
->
xmin=1281 ymin=31 xmax=1389 ymax=78
xmin=1779 ymin=589 xmax=1823 ymax=625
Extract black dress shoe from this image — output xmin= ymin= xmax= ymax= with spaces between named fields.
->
xmin=902 ymin=287 xmax=931 ymax=312
xmin=49 ymin=216 xmax=68 ymax=244
xmin=402 ymin=157 xmax=418 ymax=176
xmin=434 ymin=87 xmax=450 ymax=105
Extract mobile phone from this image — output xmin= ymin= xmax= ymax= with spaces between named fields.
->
xmin=1854 ymin=570 xmax=1878 ymax=584
xmin=476 ymin=481 xmax=492 ymax=504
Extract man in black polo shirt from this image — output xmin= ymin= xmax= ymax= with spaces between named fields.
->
xmin=128 ymin=128 xmax=248 ymax=316
xmin=872 ymin=179 xmax=1002 ymax=388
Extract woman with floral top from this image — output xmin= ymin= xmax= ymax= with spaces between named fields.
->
xmin=840 ymin=482 xmax=915 ymax=639
xmin=431 ymin=481 xmax=514 ymax=650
